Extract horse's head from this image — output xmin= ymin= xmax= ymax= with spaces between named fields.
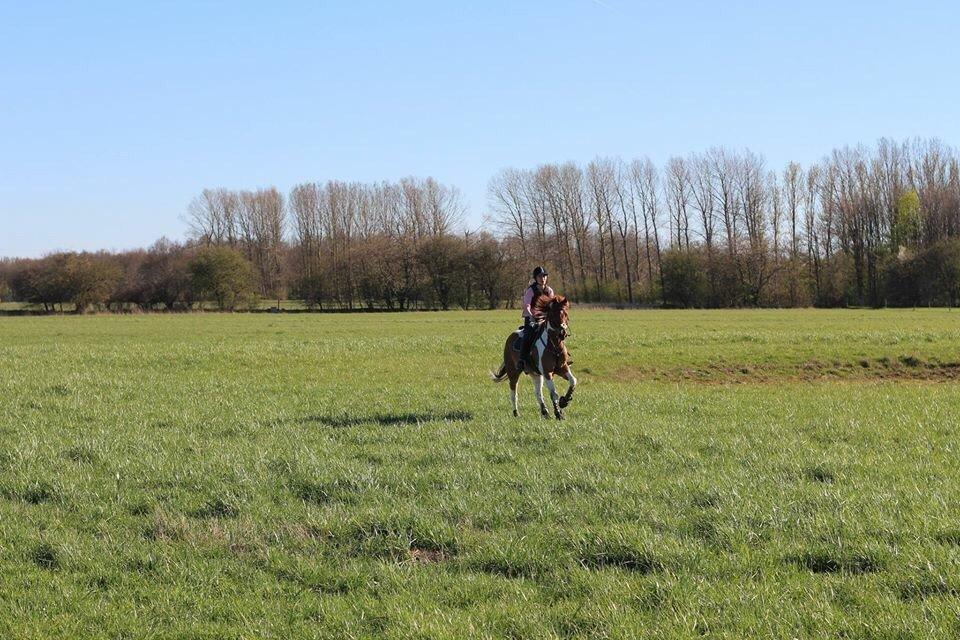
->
xmin=547 ymin=295 xmax=570 ymax=340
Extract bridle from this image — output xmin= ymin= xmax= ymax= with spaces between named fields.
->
xmin=543 ymin=302 xmax=570 ymax=362
xmin=547 ymin=319 xmax=568 ymax=341
xmin=548 ymin=300 xmax=569 ymax=340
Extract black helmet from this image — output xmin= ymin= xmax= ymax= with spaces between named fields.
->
xmin=532 ymin=266 xmax=548 ymax=278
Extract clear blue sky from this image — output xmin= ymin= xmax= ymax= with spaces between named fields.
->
xmin=2 ymin=0 xmax=958 ymax=258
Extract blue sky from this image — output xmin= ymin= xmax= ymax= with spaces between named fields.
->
xmin=1 ymin=0 xmax=958 ymax=258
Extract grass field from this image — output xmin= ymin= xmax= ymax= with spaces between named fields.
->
xmin=3 ymin=309 xmax=960 ymax=638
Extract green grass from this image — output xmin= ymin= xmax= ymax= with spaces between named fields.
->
xmin=2 ymin=309 xmax=960 ymax=638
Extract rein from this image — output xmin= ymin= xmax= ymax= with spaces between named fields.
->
xmin=544 ymin=321 xmax=569 ymax=367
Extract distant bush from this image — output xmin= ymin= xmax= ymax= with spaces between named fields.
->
xmin=660 ymin=249 xmax=707 ymax=308
xmin=188 ymin=246 xmax=255 ymax=310
xmin=138 ymin=239 xmax=194 ymax=310
xmin=8 ymin=252 xmax=120 ymax=312
xmin=886 ymin=238 xmax=960 ymax=307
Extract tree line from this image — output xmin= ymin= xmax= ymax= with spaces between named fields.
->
xmin=489 ymin=138 xmax=960 ymax=307
xmin=0 ymin=178 xmax=525 ymax=312
xmin=2 ymin=137 xmax=960 ymax=312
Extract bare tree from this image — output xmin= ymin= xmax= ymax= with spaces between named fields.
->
xmin=587 ymin=158 xmax=622 ymax=298
xmin=611 ymin=158 xmax=637 ymax=303
xmin=665 ymin=156 xmax=692 ymax=250
xmin=186 ymin=188 xmax=239 ymax=246
xmin=783 ymin=161 xmax=804 ymax=304
xmin=708 ymin=147 xmax=741 ymax=258
xmin=689 ymin=153 xmax=716 ymax=252
xmin=631 ymin=158 xmax=664 ymax=298
xmin=488 ymin=169 xmax=529 ymax=258
xmin=235 ymin=187 xmax=285 ymax=299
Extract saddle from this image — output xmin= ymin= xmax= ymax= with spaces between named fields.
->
xmin=512 ymin=323 xmax=573 ymax=368
xmin=512 ymin=323 xmax=545 ymax=352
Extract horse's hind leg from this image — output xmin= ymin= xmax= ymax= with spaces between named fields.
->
xmin=509 ymin=375 xmax=520 ymax=417
xmin=532 ymin=375 xmax=549 ymax=418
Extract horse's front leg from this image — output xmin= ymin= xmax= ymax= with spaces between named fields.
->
xmin=532 ymin=375 xmax=549 ymax=418
xmin=544 ymin=374 xmax=564 ymax=420
xmin=558 ymin=368 xmax=577 ymax=409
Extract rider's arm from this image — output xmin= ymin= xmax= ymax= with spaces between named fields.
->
xmin=522 ymin=287 xmax=534 ymax=317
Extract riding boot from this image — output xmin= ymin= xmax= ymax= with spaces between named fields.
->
xmin=517 ymin=320 xmax=534 ymax=369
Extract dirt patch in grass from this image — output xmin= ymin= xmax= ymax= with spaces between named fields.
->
xmin=609 ymin=356 xmax=960 ymax=384
xmin=408 ymin=547 xmax=449 ymax=564
xmin=143 ymin=509 xmax=189 ymax=542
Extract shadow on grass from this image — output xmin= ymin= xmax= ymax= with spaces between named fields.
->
xmin=299 ymin=410 xmax=473 ymax=428
xmin=786 ymin=548 xmax=885 ymax=574
xmin=31 ymin=542 xmax=59 ymax=570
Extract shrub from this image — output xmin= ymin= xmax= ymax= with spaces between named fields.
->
xmin=188 ymin=246 xmax=255 ymax=310
xmin=660 ymin=249 xmax=707 ymax=308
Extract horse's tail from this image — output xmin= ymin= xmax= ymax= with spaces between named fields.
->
xmin=490 ymin=362 xmax=508 ymax=383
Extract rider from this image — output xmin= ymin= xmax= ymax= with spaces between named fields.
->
xmin=517 ymin=266 xmax=555 ymax=371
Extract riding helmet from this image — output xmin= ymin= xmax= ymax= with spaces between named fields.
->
xmin=532 ymin=266 xmax=548 ymax=278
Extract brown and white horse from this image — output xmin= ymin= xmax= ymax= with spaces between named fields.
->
xmin=490 ymin=295 xmax=577 ymax=420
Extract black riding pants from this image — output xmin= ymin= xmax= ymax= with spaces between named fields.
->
xmin=519 ymin=317 xmax=536 ymax=359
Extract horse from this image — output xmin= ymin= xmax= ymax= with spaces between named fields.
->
xmin=490 ymin=295 xmax=577 ymax=420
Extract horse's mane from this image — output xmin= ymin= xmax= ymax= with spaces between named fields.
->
xmin=532 ymin=294 xmax=554 ymax=313
xmin=532 ymin=294 xmax=569 ymax=313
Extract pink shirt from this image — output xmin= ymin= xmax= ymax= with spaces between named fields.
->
xmin=522 ymin=285 xmax=554 ymax=318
